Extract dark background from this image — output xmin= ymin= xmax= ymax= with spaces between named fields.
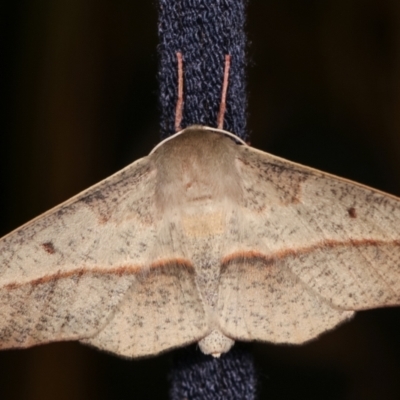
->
xmin=1 ymin=0 xmax=400 ymax=399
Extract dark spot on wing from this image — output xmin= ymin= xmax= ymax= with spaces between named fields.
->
xmin=348 ymin=207 xmax=357 ymax=218
xmin=42 ymin=242 xmax=56 ymax=254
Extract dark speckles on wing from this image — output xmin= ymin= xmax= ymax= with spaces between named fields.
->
xmin=77 ymin=161 xmax=155 ymax=225
xmin=82 ymin=190 xmax=106 ymax=204
xmin=83 ymin=259 xmax=208 ymax=358
xmin=0 ymin=267 xmax=135 ymax=349
xmin=237 ymin=147 xmax=310 ymax=211
xmin=217 ymin=250 xmax=353 ymax=344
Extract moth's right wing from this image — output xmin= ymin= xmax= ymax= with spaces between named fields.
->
xmin=217 ymin=144 xmax=400 ymax=345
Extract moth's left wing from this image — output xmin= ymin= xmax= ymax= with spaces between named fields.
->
xmin=217 ymin=144 xmax=400 ymax=344
xmin=0 ymin=156 xmax=208 ymax=357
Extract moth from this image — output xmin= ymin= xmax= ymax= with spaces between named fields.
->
xmin=0 ymin=124 xmax=399 ymax=358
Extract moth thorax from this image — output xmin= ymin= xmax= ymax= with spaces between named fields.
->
xmin=154 ymin=130 xmax=243 ymax=212
xmin=198 ymin=330 xmax=235 ymax=357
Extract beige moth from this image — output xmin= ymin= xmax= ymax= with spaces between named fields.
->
xmin=0 ymin=125 xmax=399 ymax=358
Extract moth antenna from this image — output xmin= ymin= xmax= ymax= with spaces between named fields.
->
xmin=217 ymin=54 xmax=231 ymax=130
xmin=175 ymin=52 xmax=184 ymax=132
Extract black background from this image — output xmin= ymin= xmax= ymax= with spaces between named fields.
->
xmin=1 ymin=0 xmax=400 ymax=399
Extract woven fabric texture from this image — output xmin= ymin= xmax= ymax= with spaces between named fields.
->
xmin=169 ymin=346 xmax=257 ymax=400
xmin=158 ymin=0 xmax=248 ymax=139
